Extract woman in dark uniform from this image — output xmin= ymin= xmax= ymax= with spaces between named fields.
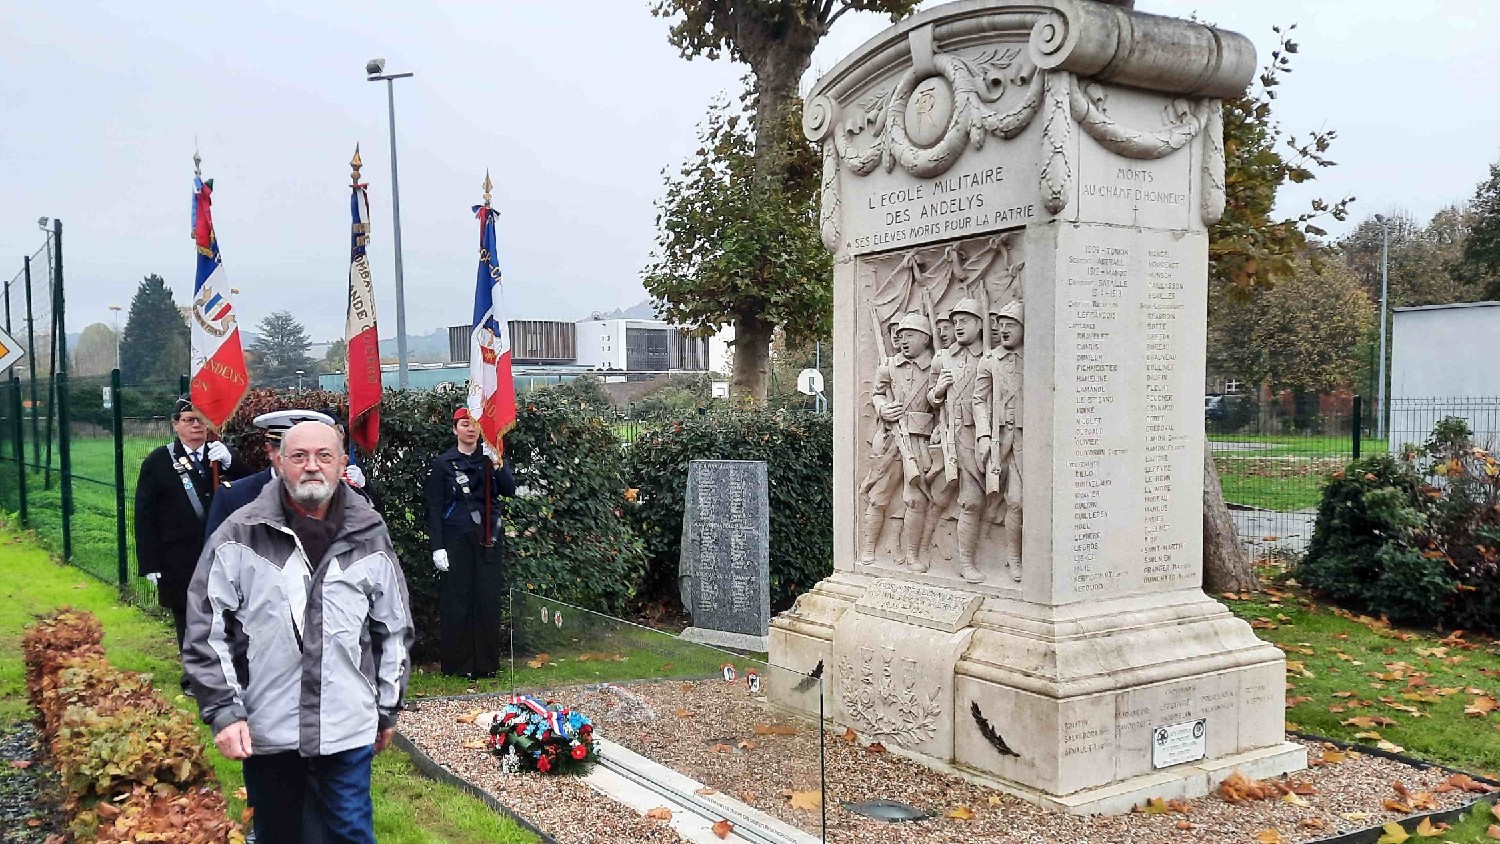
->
xmin=424 ymin=407 xmax=515 ymax=677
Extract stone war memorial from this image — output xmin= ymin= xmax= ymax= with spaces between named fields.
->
xmin=769 ymin=0 xmax=1307 ymax=813
xmin=680 ymin=459 xmax=773 ymax=651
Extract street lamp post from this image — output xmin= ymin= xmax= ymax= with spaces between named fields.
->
xmin=366 ymin=58 xmax=413 ymax=390
xmin=296 ymin=369 xmax=305 ymax=394
xmin=1374 ymin=214 xmax=1391 ymax=441
xmin=108 ymin=304 xmax=122 ymax=370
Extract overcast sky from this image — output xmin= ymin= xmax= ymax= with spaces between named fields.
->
xmin=2 ymin=1 xmax=1496 ymax=341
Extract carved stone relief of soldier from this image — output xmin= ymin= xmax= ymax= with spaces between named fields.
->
xmin=975 ymin=300 xmax=1024 ymax=581
xmin=856 ymin=233 xmax=1025 ymax=585
xmin=857 ymin=313 xmax=938 ymax=569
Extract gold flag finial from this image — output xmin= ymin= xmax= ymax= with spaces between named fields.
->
xmin=351 ymin=144 xmax=363 ymax=185
xmin=482 ymin=170 xmax=493 ymax=208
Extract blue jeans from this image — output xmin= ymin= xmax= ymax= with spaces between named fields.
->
xmin=243 ymin=745 xmax=375 ymax=844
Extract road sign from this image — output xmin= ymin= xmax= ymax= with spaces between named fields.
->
xmin=0 ymin=327 xmax=24 ymax=376
xmin=796 ymin=368 xmax=824 ymax=396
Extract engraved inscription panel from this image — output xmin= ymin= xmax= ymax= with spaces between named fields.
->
xmin=680 ymin=460 xmax=771 ymax=636
xmin=855 ymin=579 xmax=983 ymax=632
xmin=1055 ymin=226 xmax=1206 ymax=602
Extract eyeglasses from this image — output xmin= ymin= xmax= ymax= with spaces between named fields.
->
xmin=285 ymin=450 xmax=339 ymax=467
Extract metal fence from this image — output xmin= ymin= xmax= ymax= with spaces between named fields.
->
xmin=1209 ymin=395 xmax=1500 ymax=559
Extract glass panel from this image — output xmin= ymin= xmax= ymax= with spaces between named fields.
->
xmin=509 ymin=590 xmax=825 ymax=841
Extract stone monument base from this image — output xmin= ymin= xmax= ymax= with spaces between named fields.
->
xmin=769 ymin=571 xmax=1306 ymax=815
xmin=680 ymin=627 xmax=770 ymax=653
xmin=874 ymin=739 xmax=1305 ymax=816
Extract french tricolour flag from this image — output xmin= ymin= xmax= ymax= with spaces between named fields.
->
xmin=468 ymin=199 xmax=516 ymax=455
xmin=189 ymin=176 xmax=249 ymax=428
xmin=346 ymin=172 xmax=382 ymax=454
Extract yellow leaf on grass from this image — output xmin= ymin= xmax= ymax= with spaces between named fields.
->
xmin=1413 ymin=817 xmax=1447 ymax=837
xmin=946 ymin=806 xmax=975 ymax=820
xmin=1465 ymin=695 xmax=1499 ymax=716
xmin=1376 ymin=740 xmax=1406 ymax=754
xmin=1376 ymin=821 xmax=1410 ymax=844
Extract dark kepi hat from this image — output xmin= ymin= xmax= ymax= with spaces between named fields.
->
xmin=172 ymin=395 xmax=195 ymax=417
xmin=253 ymin=409 xmax=337 ymax=443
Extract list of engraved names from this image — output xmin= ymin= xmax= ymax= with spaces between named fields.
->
xmin=1063 ymin=230 xmax=1192 ymax=597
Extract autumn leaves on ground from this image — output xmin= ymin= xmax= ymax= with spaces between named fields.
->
xmin=1220 ymin=578 xmax=1500 ymax=842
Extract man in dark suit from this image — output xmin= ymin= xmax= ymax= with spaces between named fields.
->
xmin=135 ymin=397 xmax=250 ymax=652
xmin=205 ymin=409 xmax=337 ymax=537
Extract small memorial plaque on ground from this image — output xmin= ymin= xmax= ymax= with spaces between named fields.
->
xmin=679 ymin=460 xmax=771 ymax=651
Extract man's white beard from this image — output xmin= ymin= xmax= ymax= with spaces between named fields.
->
xmin=289 ymin=477 xmax=335 ymax=507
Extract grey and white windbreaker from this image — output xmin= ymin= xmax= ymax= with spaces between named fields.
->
xmin=183 ymin=479 xmax=414 ymax=757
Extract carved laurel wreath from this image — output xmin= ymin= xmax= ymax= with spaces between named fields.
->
xmin=837 ymin=652 xmax=942 ymax=748
xmin=807 ymin=51 xmax=1228 ymax=250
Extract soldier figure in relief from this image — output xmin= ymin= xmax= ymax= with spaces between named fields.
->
xmin=975 ymin=300 xmax=1025 ymax=581
xmin=859 ymin=313 xmax=939 ymax=569
xmin=934 ymin=314 xmax=957 ymax=355
xmin=928 ymin=298 xmax=988 ymax=583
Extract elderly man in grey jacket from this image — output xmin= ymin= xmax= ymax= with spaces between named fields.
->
xmin=184 ymin=421 xmax=413 ymax=844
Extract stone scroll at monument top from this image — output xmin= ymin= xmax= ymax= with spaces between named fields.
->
xmin=770 ymin=0 xmax=1306 ymax=813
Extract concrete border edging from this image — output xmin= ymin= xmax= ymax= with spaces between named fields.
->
xmin=392 ymin=731 xmax=561 ymax=844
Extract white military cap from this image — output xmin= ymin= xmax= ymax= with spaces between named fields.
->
xmin=252 ymin=409 xmax=336 ymax=442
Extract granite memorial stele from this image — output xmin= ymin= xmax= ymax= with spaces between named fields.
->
xmin=768 ymin=0 xmax=1306 ymax=813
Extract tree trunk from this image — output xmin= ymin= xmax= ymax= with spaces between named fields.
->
xmin=731 ymin=314 xmax=775 ymax=407
xmin=1203 ymin=442 xmax=1259 ymax=593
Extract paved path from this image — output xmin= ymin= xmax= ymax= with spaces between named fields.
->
xmin=1231 ymin=507 xmax=1317 ymax=556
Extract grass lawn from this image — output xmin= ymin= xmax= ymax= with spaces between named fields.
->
xmin=0 ymin=523 xmax=537 ymax=844
xmin=1222 ymin=580 xmax=1500 ymax=842
xmin=1209 ymin=434 xmax=1386 ymax=512
xmin=408 ymin=597 xmax=767 ymax=699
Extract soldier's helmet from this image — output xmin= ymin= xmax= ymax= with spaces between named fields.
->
xmin=895 ymin=312 xmax=932 ymax=337
xmin=950 ymin=298 xmax=984 ymax=319
xmin=994 ymin=300 xmax=1024 ymax=324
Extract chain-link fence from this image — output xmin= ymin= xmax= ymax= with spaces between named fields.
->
xmin=1210 ymin=394 xmax=1500 ymax=559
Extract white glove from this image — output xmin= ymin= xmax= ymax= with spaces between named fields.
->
xmin=145 ymin=573 xmax=161 ymax=586
xmin=481 ymin=442 xmax=498 ymax=465
xmin=432 ymin=550 xmax=450 ymax=572
xmin=206 ymin=441 xmax=232 ymax=467
xmin=342 ymin=464 xmax=366 ymax=489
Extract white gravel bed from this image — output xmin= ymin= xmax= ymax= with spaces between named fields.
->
xmin=401 ymin=681 xmax=1488 ymax=844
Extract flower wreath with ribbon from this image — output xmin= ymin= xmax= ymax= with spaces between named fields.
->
xmin=488 ymin=694 xmax=596 ymax=774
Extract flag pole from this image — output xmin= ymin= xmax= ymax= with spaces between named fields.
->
xmin=481 ymin=170 xmax=495 ymax=548
xmin=349 ymin=145 xmax=363 ymax=465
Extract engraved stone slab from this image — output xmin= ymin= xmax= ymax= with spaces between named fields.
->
xmin=679 ymin=460 xmax=771 ymax=645
xmin=854 ymin=580 xmax=982 ymax=633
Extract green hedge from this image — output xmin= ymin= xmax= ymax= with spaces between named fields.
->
xmin=219 ymin=379 xmax=643 ymax=661
xmin=625 ymin=411 xmax=832 ymax=612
